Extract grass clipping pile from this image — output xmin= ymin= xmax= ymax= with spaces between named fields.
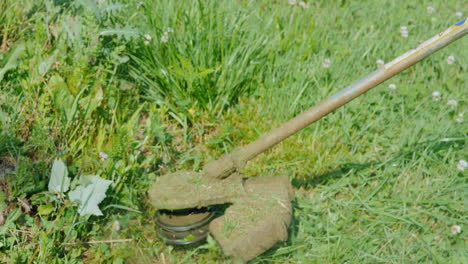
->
xmin=149 ymin=172 xmax=294 ymax=262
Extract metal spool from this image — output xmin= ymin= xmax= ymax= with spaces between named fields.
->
xmin=156 ymin=206 xmax=217 ymax=246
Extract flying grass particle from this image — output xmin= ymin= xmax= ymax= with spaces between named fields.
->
xmin=112 ymin=220 xmax=121 ymax=231
xmin=136 ymin=1 xmax=143 ymax=8
xmin=447 ymin=99 xmax=457 ymax=107
xmin=446 ymin=55 xmax=455 ymax=64
xmin=427 ymin=6 xmax=435 ymax=13
xmin=451 ymin=225 xmax=461 ymax=234
xmin=431 ymin=91 xmax=441 ymax=101
xmin=161 ymin=33 xmax=169 ymax=43
xmin=288 ymin=0 xmax=297 ymax=5
xmin=299 ymin=1 xmax=310 ymax=8
xmin=388 ymin=83 xmax=396 ymax=90
xmin=455 ymin=113 xmax=463 ymax=123
xmin=144 ymin=34 xmax=152 ymax=41
xmin=457 ymin=160 xmax=467 ymax=171
xmin=322 ymin=58 xmax=331 ymax=68
xmin=400 ymin=26 xmax=409 ymax=38
xmin=99 ymin=152 xmax=109 ymax=161
xmin=376 ymin=59 xmax=385 ymax=69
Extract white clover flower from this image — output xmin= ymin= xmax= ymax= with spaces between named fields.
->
xmin=299 ymin=1 xmax=310 ymax=8
xmin=161 ymin=32 xmax=169 ymax=43
xmin=455 ymin=12 xmax=463 ymax=17
xmin=451 ymin=225 xmax=462 ymax=234
xmin=447 ymin=99 xmax=457 ymax=107
xmin=99 ymin=152 xmax=109 ymax=161
xmin=166 ymin=27 xmax=174 ymax=33
xmin=456 ymin=112 xmax=464 ymax=123
xmin=431 ymin=17 xmax=437 ymax=22
xmin=447 ymin=55 xmax=455 ymax=65
xmin=427 ymin=6 xmax=435 ymax=13
xmin=143 ymin=34 xmax=152 ymax=41
xmin=322 ymin=58 xmax=331 ymax=68
xmin=432 ymin=91 xmax=441 ymax=101
xmin=288 ymin=0 xmax=297 ymax=5
xmin=400 ymin=26 xmax=409 ymax=38
xmin=457 ymin=160 xmax=467 ymax=171
xmin=376 ymin=59 xmax=385 ymax=69
xmin=144 ymin=40 xmax=150 ymax=46
xmin=136 ymin=1 xmax=144 ymax=8
xmin=388 ymin=83 xmax=397 ymax=90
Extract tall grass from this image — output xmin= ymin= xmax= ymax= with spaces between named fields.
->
xmin=128 ymin=0 xmax=315 ymax=118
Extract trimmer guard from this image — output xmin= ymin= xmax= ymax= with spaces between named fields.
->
xmin=149 ymin=173 xmax=294 ymax=262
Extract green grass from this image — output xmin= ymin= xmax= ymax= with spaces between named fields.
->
xmin=0 ymin=0 xmax=467 ymax=263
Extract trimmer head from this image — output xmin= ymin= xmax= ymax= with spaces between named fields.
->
xmin=149 ymin=173 xmax=294 ymax=262
xmin=156 ymin=206 xmax=217 ymax=246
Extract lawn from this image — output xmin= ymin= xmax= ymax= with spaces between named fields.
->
xmin=0 ymin=0 xmax=466 ymax=263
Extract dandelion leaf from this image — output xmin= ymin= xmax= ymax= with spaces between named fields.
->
xmin=48 ymin=159 xmax=70 ymax=193
xmin=69 ymin=176 xmax=112 ymax=216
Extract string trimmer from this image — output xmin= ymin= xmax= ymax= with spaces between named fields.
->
xmin=149 ymin=18 xmax=467 ymax=262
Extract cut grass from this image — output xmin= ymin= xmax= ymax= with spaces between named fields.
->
xmin=0 ymin=0 xmax=467 ymax=263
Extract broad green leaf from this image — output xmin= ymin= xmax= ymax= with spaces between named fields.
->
xmin=0 ymin=110 xmax=7 ymax=128
xmin=38 ymin=51 xmax=58 ymax=76
xmin=6 ymin=208 xmax=21 ymax=224
xmin=79 ymin=86 xmax=103 ymax=120
xmin=76 ymin=0 xmax=102 ymax=22
xmin=37 ymin=204 xmax=54 ymax=216
xmin=49 ymin=75 xmax=74 ymax=119
xmin=69 ymin=176 xmax=112 ymax=216
xmin=61 ymin=15 xmax=83 ymax=46
xmin=0 ymin=43 xmax=25 ymax=82
xmin=48 ymin=159 xmax=70 ymax=193
xmin=0 ymin=190 xmax=6 ymax=211
xmin=0 ymin=191 xmax=6 ymax=203
xmin=49 ymin=75 xmax=82 ymax=122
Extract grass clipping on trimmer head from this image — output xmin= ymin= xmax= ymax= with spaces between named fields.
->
xmin=148 ymin=172 xmax=294 ymax=262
